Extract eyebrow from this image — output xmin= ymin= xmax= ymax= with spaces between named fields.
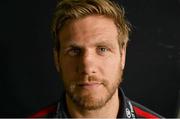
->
xmin=95 ymin=40 xmax=115 ymax=47
xmin=61 ymin=41 xmax=82 ymax=49
xmin=62 ymin=39 xmax=116 ymax=49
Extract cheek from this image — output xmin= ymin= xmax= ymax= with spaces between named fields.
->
xmin=61 ymin=58 xmax=78 ymax=80
xmin=100 ymin=57 xmax=122 ymax=86
xmin=100 ymin=56 xmax=121 ymax=74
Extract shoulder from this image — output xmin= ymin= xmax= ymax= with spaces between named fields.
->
xmin=131 ymin=100 xmax=164 ymax=118
xmin=28 ymin=104 xmax=57 ymax=118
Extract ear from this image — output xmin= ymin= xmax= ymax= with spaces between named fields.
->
xmin=53 ymin=48 xmax=60 ymax=72
xmin=120 ymin=46 xmax=126 ymax=70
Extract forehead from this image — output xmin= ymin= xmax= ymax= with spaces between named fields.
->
xmin=59 ymin=15 xmax=118 ymax=46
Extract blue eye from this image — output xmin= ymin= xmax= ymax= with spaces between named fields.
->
xmin=100 ymin=47 xmax=108 ymax=52
xmin=68 ymin=48 xmax=81 ymax=56
xmin=97 ymin=47 xmax=109 ymax=55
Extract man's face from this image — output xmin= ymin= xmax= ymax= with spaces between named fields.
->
xmin=55 ymin=15 xmax=126 ymax=110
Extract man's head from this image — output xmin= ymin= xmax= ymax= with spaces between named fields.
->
xmin=51 ymin=0 xmax=131 ymax=110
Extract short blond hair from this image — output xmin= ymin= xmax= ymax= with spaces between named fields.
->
xmin=51 ymin=0 xmax=131 ymax=51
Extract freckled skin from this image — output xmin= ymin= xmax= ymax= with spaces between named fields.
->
xmin=54 ymin=15 xmax=126 ymax=111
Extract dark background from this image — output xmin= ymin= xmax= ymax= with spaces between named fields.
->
xmin=1 ymin=0 xmax=180 ymax=117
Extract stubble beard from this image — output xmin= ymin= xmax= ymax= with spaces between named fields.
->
xmin=64 ymin=72 xmax=123 ymax=110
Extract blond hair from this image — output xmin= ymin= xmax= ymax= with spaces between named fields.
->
xmin=51 ymin=0 xmax=131 ymax=51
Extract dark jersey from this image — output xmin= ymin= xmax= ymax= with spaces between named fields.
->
xmin=29 ymin=88 xmax=164 ymax=118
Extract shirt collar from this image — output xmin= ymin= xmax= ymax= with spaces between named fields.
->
xmin=118 ymin=88 xmax=136 ymax=118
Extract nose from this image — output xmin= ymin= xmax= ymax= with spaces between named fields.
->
xmin=77 ymin=50 xmax=96 ymax=75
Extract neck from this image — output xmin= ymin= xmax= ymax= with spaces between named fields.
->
xmin=66 ymin=89 xmax=120 ymax=118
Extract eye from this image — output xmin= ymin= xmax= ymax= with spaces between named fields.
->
xmin=100 ymin=47 xmax=108 ymax=52
xmin=67 ymin=48 xmax=81 ymax=56
xmin=97 ymin=46 xmax=109 ymax=55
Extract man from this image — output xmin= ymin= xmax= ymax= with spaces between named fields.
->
xmin=30 ymin=0 xmax=164 ymax=118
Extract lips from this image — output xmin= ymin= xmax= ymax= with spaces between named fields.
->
xmin=77 ymin=81 xmax=101 ymax=85
xmin=77 ymin=82 xmax=102 ymax=89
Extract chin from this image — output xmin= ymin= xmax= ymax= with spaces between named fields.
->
xmin=74 ymin=94 xmax=107 ymax=110
xmin=68 ymin=87 xmax=113 ymax=110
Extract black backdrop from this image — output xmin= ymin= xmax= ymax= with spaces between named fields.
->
xmin=1 ymin=0 xmax=180 ymax=117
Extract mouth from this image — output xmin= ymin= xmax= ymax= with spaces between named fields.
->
xmin=77 ymin=82 xmax=102 ymax=89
